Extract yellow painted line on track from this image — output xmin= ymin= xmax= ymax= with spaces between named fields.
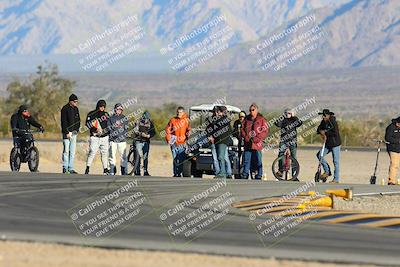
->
xmin=269 ymin=207 xmax=331 ymax=217
xmin=232 ymin=196 xmax=311 ymax=208
xmin=361 ymin=218 xmax=400 ymax=228
xmin=296 ymin=210 xmax=360 ymax=220
xmin=323 ymin=214 xmax=400 ymax=224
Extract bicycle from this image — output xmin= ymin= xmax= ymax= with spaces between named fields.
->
xmin=10 ymin=129 xmax=42 ymax=172
xmin=272 ymin=147 xmax=300 ymax=181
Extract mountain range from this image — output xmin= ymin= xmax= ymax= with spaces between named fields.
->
xmin=0 ymin=0 xmax=398 ymax=72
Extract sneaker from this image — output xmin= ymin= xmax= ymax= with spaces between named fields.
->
xmin=226 ymin=175 xmax=232 ymax=179
xmin=388 ymin=182 xmax=396 ymax=185
xmin=69 ymin=170 xmax=78 ymax=174
xmin=85 ymin=166 xmax=90 ymax=175
xmin=103 ymin=169 xmax=110 ymax=175
xmin=275 ymin=171 xmax=283 ymax=178
xmin=214 ymin=174 xmax=226 ymax=179
xmin=62 ymin=168 xmax=67 ymax=174
xmin=321 ymin=173 xmax=331 ymax=179
xmin=329 ymin=180 xmax=339 ymax=184
xmin=173 ymin=174 xmax=181 ymax=177
xmin=144 ymin=171 xmax=151 ymax=176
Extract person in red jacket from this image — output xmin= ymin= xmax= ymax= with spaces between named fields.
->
xmin=165 ymin=106 xmax=191 ymax=177
xmin=241 ymin=103 xmax=268 ymax=179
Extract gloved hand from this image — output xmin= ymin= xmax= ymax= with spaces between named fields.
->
xmin=39 ymin=126 xmax=45 ymax=133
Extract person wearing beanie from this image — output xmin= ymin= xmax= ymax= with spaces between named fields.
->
xmin=133 ymin=111 xmax=156 ymax=176
xmin=385 ymin=116 xmax=400 ymax=185
xmin=60 ymin=94 xmax=80 ymax=174
xmin=107 ymin=103 xmax=129 ymax=175
xmin=84 ymin=99 xmax=110 ymax=175
xmin=274 ymin=108 xmax=303 ymax=180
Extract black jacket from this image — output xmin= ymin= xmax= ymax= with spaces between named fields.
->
xmin=274 ymin=116 xmax=303 ymax=145
xmin=133 ymin=118 xmax=156 ymax=142
xmin=317 ymin=116 xmax=341 ymax=148
xmin=206 ymin=115 xmax=232 ymax=145
xmin=10 ymin=107 xmax=42 ymax=138
xmin=385 ymin=119 xmax=400 ymax=153
xmin=86 ymin=101 xmax=109 ymax=138
xmin=61 ymin=103 xmax=80 ymax=138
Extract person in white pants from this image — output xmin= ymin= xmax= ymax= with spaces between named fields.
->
xmin=108 ymin=103 xmax=129 ymax=175
xmin=85 ymin=100 xmax=110 ymax=175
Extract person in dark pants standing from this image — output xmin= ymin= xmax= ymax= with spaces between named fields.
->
xmin=60 ymin=94 xmax=80 ymax=174
xmin=274 ymin=108 xmax=303 ymax=180
xmin=233 ymin=111 xmax=246 ymax=168
xmin=385 ymin=116 xmax=400 ymax=185
xmin=134 ymin=111 xmax=156 ymax=176
xmin=316 ymin=109 xmax=341 ymax=184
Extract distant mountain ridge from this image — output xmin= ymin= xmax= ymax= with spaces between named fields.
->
xmin=0 ymin=0 xmax=398 ymax=71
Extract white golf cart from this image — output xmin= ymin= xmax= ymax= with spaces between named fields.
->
xmin=182 ymin=104 xmax=242 ymax=178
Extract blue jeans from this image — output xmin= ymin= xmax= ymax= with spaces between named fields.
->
xmin=135 ymin=141 xmax=150 ymax=173
xmin=316 ymin=145 xmax=340 ymax=182
xmin=62 ymin=134 xmax=77 ymax=171
xmin=216 ymin=143 xmax=228 ymax=177
xmin=242 ymin=150 xmax=263 ymax=179
xmin=171 ymin=144 xmax=186 ymax=176
xmin=211 ymin=144 xmax=220 ymax=174
xmin=211 ymin=144 xmax=232 ymax=176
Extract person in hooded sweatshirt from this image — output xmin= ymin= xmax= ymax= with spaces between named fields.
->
xmin=11 ymin=105 xmax=44 ymax=148
xmin=385 ymin=116 xmax=400 ymax=185
xmin=316 ymin=109 xmax=341 ymax=184
xmin=85 ymin=100 xmax=110 ymax=175
xmin=108 ymin=103 xmax=129 ymax=175
xmin=133 ymin=111 xmax=156 ymax=176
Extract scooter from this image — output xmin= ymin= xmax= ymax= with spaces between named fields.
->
xmin=315 ymin=141 xmax=327 ymax=183
xmin=370 ymin=140 xmax=387 ymax=184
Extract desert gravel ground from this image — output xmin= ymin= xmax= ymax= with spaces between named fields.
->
xmin=0 ymin=240 xmax=380 ymax=267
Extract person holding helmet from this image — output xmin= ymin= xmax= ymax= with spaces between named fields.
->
xmin=85 ymin=99 xmax=110 ymax=175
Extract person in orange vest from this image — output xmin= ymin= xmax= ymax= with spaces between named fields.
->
xmin=165 ymin=106 xmax=191 ymax=177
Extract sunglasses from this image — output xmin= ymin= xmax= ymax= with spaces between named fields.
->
xmin=250 ymin=109 xmax=256 ymax=112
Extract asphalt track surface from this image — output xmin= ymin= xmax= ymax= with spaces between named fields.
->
xmin=1 ymin=171 xmax=400 ymax=266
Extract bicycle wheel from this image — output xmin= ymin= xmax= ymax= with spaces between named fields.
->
xmin=126 ymin=146 xmax=139 ymax=175
xmin=10 ymin=147 xmax=21 ymax=171
xmin=272 ymin=156 xmax=300 ymax=181
xmin=28 ymin=146 xmax=39 ymax=172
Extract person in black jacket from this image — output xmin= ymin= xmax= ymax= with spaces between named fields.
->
xmin=85 ymin=100 xmax=110 ymax=175
xmin=316 ymin=109 xmax=341 ymax=183
xmin=233 ymin=111 xmax=246 ymax=166
xmin=274 ymin=108 xmax=303 ymax=179
xmin=60 ymin=94 xmax=80 ymax=174
xmin=207 ymin=106 xmax=232 ymax=178
xmin=10 ymin=105 xmax=44 ymax=147
xmin=133 ymin=111 xmax=156 ymax=176
xmin=385 ymin=117 xmax=400 ymax=185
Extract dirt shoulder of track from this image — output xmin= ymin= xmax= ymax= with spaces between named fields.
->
xmin=0 ymin=240 xmax=379 ymax=267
